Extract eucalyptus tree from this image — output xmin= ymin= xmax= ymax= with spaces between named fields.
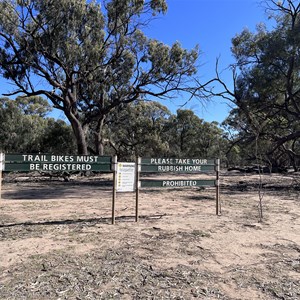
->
xmin=165 ymin=109 xmax=225 ymax=158
xmin=39 ymin=119 xmax=77 ymax=155
xmin=215 ymin=0 xmax=300 ymax=170
xmin=15 ymin=95 xmax=52 ymax=117
xmin=0 ymin=0 xmax=205 ymax=155
xmin=166 ymin=109 xmax=201 ymax=157
xmin=103 ymin=101 xmax=171 ymax=159
xmin=0 ymin=96 xmax=48 ymax=152
xmin=0 ymin=96 xmax=76 ymax=153
xmin=0 ymin=97 xmax=25 ymax=152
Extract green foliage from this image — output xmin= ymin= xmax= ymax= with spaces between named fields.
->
xmin=0 ymin=0 xmax=202 ymax=155
xmin=223 ymin=0 xmax=300 ymax=170
xmin=102 ymin=102 xmax=226 ymax=160
xmin=0 ymin=97 xmax=76 ymax=154
xmin=103 ymin=101 xmax=171 ymax=160
xmin=39 ymin=119 xmax=77 ymax=154
xmin=165 ymin=109 xmax=225 ymax=159
xmin=0 ymin=96 xmax=226 ymax=161
xmin=15 ymin=96 xmax=52 ymax=117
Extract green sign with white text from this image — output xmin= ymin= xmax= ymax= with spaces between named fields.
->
xmin=140 ymin=179 xmax=216 ymax=188
xmin=4 ymin=154 xmax=112 ymax=172
xmin=141 ymin=158 xmax=216 ymax=165
xmin=140 ymin=157 xmax=217 ymax=173
xmin=141 ymin=164 xmax=216 ymax=173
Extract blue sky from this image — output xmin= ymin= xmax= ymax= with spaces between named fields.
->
xmin=0 ymin=0 xmax=271 ymax=123
xmin=143 ymin=0 xmax=271 ymax=123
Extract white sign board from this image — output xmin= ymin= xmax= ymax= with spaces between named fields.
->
xmin=117 ymin=162 xmax=136 ymax=192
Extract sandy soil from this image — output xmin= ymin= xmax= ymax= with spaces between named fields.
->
xmin=0 ymin=171 xmax=299 ymax=299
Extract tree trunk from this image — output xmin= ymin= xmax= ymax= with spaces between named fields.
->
xmin=72 ymin=121 xmax=88 ymax=155
xmin=66 ymin=112 xmax=88 ymax=155
xmin=95 ymin=116 xmax=106 ymax=155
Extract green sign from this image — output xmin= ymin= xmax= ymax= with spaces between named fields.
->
xmin=4 ymin=163 xmax=111 ymax=172
xmin=140 ymin=179 xmax=216 ymax=188
xmin=5 ymin=154 xmax=111 ymax=163
xmin=141 ymin=164 xmax=216 ymax=173
xmin=141 ymin=158 xmax=216 ymax=165
xmin=4 ymin=154 xmax=112 ymax=172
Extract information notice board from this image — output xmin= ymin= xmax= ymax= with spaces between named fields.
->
xmin=116 ymin=162 xmax=136 ymax=192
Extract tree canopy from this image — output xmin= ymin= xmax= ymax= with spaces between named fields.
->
xmin=215 ymin=0 xmax=300 ymax=171
xmin=104 ymin=103 xmax=226 ymax=160
xmin=0 ymin=96 xmax=76 ymax=153
xmin=3 ymin=0 xmax=299 ymax=172
xmin=0 ymin=0 xmax=205 ymax=155
xmin=0 ymin=96 xmax=226 ymax=160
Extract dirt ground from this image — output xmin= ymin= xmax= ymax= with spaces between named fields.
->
xmin=0 ymin=171 xmax=299 ymax=299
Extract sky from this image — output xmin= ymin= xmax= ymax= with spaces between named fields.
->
xmin=0 ymin=0 xmax=272 ymax=124
xmin=143 ymin=0 xmax=271 ymax=123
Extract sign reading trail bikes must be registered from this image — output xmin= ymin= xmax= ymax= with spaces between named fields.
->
xmin=117 ymin=162 xmax=136 ymax=192
xmin=3 ymin=154 xmax=112 ymax=172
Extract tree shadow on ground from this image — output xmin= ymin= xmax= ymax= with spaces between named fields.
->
xmin=1 ymin=181 xmax=113 ymax=200
xmin=186 ymin=195 xmax=215 ymax=201
xmin=0 ymin=214 xmax=167 ymax=229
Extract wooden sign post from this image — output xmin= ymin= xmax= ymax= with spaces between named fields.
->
xmin=111 ymin=156 xmax=117 ymax=225
xmin=215 ymin=159 xmax=221 ymax=215
xmin=0 ymin=153 xmax=4 ymax=201
xmin=135 ymin=157 xmax=141 ymax=222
